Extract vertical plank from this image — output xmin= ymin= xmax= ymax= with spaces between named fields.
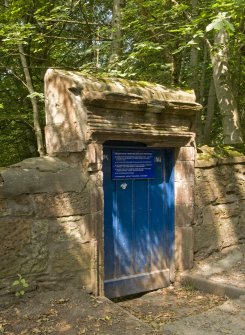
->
xmin=116 ymin=179 xmax=134 ymax=277
xmin=134 ymin=179 xmax=150 ymax=274
xmin=149 ymin=149 xmax=166 ymax=271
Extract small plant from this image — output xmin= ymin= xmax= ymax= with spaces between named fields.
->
xmin=182 ymin=283 xmax=197 ymax=292
xmin=12 ymin=274 xmax=29 ymax=297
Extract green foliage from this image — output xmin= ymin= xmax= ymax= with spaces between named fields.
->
xmin=0 ymin=0 xmax=244 ymax=163
xmin=0 ymin=0 xmax=112 ymax=165
xmin=27 ymin=92 xmax=45 ymax=102
xmin=182 ymin=283 xmax=197 ymax=292
xmin=206 ymin=12 xmax=235 ymax=33
xmin=197 ymin=144 xmax=245 ymax=160
xmin=12 ymin=274 xmax=29 ymax=297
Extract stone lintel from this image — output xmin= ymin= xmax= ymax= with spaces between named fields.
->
xmin=83 ymin=91 xmax=201 ymax=114
xmin=92 ymin=132 xmax=194 ymax=147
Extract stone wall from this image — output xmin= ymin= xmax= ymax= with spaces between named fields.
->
xmin=194 ymin=157 xmax=245 ymax=259
xmin=0 ymin=153 xmax=103 ymax=296
xmin=0 ymin=145 xmax=196 ymax=296
xmin=2 ymin=152 xmax=244 ymax=296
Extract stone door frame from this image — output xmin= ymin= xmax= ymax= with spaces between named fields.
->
xmin=87 ymin=139 xmax=195 ymax=296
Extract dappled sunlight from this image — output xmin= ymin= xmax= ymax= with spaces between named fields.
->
xmin=104 ymin=146 xmax=174 ymax=298
xmin=45 ymin=70 xmax=87 ymax=154
xmin=0 ymin=152 xmax=103 ymax=296
xmin=194 ymin=158 xmax=245 ymax=260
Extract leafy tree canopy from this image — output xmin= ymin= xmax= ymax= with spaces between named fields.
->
xmin=0 ymin=0 xmax=244 ymax=165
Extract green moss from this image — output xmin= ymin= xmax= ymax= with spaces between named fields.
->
xmin=197 ymin=153 xmax=214 ymax=161
xmin=197 ymin=144 xmax=245 ymax=160
xmin=59 ymin=69 xmax=183 ymax=90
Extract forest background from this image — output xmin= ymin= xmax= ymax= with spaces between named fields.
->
xmin=0 ymin=0 xmax=244 ymax=166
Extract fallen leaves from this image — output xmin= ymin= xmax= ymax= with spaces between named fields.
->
xmin=118 ymin=287 xmax=226 ymax=330
xmin=0 ymin=319 xmax=10 ymax=334
xmin=55 ymin=298 xmax=70 ymax=304
xmin=0 ymin=287 xmax=230 ymax=335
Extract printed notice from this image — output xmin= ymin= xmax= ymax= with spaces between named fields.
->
xmin=112 ymin=150 xmax=155 ymax=179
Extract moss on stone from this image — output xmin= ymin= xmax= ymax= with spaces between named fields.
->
xmin=55 ymin=69 xmax=192 ymax=91
xmin=197 ymin=144 xmax=245 ymax=160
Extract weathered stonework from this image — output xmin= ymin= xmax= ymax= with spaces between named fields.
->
xmin=174 ymin=147 xmax=195 ymax=270
xmin=0 ymin=157 xmax=99 ymax=295
xmin=0 ymin=70 xmax=203 ymax=296
xmin=194 ymin=157 xmax=245 ymax=259
xmin=44 ymin=69 xmax=201 ymax=154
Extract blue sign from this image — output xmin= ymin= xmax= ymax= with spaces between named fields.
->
xmin=112 ymin=150 xmax=155 ymax=179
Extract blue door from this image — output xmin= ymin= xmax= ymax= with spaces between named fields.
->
xmin=103 ymin=143 xmax=174 ymax=298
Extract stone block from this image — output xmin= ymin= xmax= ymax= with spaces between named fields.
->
xmin=175 ymin=204 xmax=194 ymax=227
xmin=193 ymin=162 xmax=245 ymax=258
xmin=86 ymin=143 xmax=103 ymax=172
xmin=212 ymin=203 xmax=240 ymax=219
xmin=193 ymin=202 xmax=244 ymax=257
xmin=176 ymin=146 xmax=195 ymax=161
xmin=216 ymin=217 xmax=240 ymax=249
xmin=49 ymin=241 xmax=92 ymax=274
xmin=91 ymin=211 xmax=103 ymax=240
xmin=90 ymin=238 xmax=99 ymax=294
xmin=0 ymin=218 xmax=49 ymax=278
xmin=0 ymin=157 xmax=88 ymax=197
xmin=193 ymin=215 xmax=243 ymax=257
xmin=90 ymin=185 xmax=103 ymax=213
xmin=175 ymin=227 xmax=193 ymax=270
xmin=98 ymin=265 xmax=105 ymax=296
xmin=7 ymin=196 xmax=34 ymax=216
xmin=195 ymin=180 xmax=225 ymax=206
xmin=33 ymin=191 xmax=90 ymax=218
xmin=175 ymin=161 xmax=194 ymax=182
xmin=193 ymin=221 xmax=218 ymax=257
xmin=98 ymin=238 xmax=104 ymax=268
xmin=36 ymin=270 xmax=92 ymax=292
xmin=45 ymin=123 xmax=86 ymax=154
xmin=49 ymin=215 xmax=95 ymax=244
xmin=175 ymin=181 xmax=194 ymax=204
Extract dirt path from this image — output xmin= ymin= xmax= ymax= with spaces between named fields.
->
xmin=0 ymin=285 xmax=244 ymax=335
xmin=0 ymin=288 xmax=155 ymax=335
xmin=117 ymin=286 xmax=226 ymax=331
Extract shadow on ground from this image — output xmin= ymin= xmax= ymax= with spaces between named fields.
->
xmin=117 ymin=286 xmax=226 ymax=331
xmin=1 ymin=284 xmax=245 ymax=335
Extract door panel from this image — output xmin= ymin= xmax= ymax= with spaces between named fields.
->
xmin=116 ymin=180 xmax=134 ymax=277
xmin=103 ymin=146 xmax=174 ymax=298
xmin=134 ymin=180 xmax=150 ymax=274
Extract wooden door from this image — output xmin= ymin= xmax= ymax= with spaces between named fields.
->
xmin=103 ymin=144 xmax=174 ymax=298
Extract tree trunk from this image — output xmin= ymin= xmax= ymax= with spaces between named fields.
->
xmin=203 ymin=77 xmax=216 ymax=144
xmin=199 ymin=42 xmax=208 ymax=105
xmin=18 ymin=44 xmax=46 ymax=156
xmin=208 ymin=30 xmax=243 ymax=144
xmin=109 ymin=0 xmax=124 ymax=68
xmin=189 ymin=0 xmax=199 ymax=98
